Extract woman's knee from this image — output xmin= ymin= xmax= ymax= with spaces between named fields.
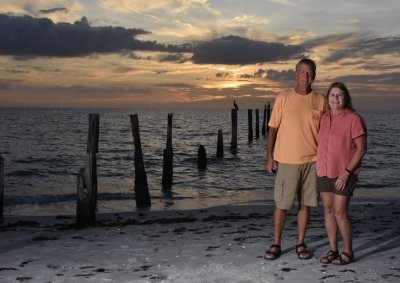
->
xmin=323 ymin=204 xmax=334 ymax=215
xmin=333 ymin=207 xmax=349 ymax=220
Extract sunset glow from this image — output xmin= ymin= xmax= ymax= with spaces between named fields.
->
xmin=0 ymin=0 xmax=399 ymax=110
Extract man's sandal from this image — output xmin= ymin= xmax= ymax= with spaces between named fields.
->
xmin=319 ymin=250 xmax=339 ymax=264
xmin=296 ymin=243 xmax=313 ymax=260
xmin=332 ymin=251 xmax=354 ymax=265
xmin=264 ymin=244 xmax=282 ymax=260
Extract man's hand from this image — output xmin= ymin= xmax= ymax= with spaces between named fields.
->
xmin=266 ymin=127 xmax=278 ymax=174
xmin=266 ymin=158 xmax=277 ymax=174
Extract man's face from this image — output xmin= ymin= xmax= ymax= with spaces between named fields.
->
xmin=296 ymin=63 xmax=314 ymax=88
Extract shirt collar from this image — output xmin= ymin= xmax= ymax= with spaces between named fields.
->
xmin=328 ymin=108 xmax=350 ymax=117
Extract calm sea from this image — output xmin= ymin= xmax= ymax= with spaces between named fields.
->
xmin=0 ymin=108 xmax=399 ymax=216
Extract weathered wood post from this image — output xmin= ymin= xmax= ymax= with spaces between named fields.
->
xmin=162 ymin=113 xmax=173 ymax=190
xmin=0 ymin=154 xmax=4 ymax=223
xmin=76 ymin=113 xmax=99 ymax=226
xmin=248 ymin=109 xmax=253 ymax=142
xmin=130 ymin=114 xmax=151 ymax=208
xmin=230 ymin=109 xmax=238 ymax=154
xmin=198 ymin=145 xmax=207 ymax=170
xmin=216 ymin=129 xmax=224 ymax=158
xmin=255 ymin=109 xmax=260 ymax=139
xmin=266 ymin=101 xmax=271 ymax=133
xmin=262 ymin=105 xmax=267 ymax=136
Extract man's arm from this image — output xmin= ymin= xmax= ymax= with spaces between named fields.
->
xmin=265 ymin=127 xmax=278 ymax=173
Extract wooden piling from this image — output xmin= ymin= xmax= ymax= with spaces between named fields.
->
xmin=76 ymin=113 xmax=99 ymax=226
xmin=266 ymin=102 xmax=271 ymax=133
xmin=198 ymin=145 xmax=207 ymax=170
xmin=76 ymin=157 xmax=95 ymax=225
xmin=230 ymin=109 xmax=238 ymax=154
xmin=162 ymin=148 xmax=173 ymax=190
xmin=0 ymin=154 xmax=4 ymax=223
xmin=166 ymin=113 xmax=173 ymax=151
xmin=216 ymin=129 xmax=224 ymax=158
xmin=162 ymin=113 xmax=173 ymax=190
xmin=248 ymin=109 xmax=253 ymax=142
xmin=262 ymin=106 xmax=267 ymax=136
xmin=255 ymin=109 xmax=260 ymax=139
xmin=130 ymin=114 xmax=151 ymax=208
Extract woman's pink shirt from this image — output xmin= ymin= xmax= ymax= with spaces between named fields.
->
xmin=316 ymin=109 xmax=367 ymax=178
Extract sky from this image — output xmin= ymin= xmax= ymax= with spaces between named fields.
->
xmin=0 ymin=0 xmax=399 ymax=110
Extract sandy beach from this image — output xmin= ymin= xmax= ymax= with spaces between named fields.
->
xmin=1 ymin=201 xmax=399 ymax=283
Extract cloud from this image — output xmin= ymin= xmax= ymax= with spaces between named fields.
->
xmin=155 ymin=83 xmax=193 ymax=88
xmin=333 ymin=72 xmax=400 ymax=86
xmin=191 ymin=35 xmax=305 ymax=65
xmin=0 ymin=14 xmax=186 ymax=57
xmin=159 ymin=53 xmax=189 ymax=63
xmin=0 ymin=14 xmax=304 ymax=65
xmin=305 ymin=33 xmax=400 ymax=63
xmin=0 ymin=1 xmax=84 ymax=23
xmin=100 ymin=0 xmax=219 ymax=15
xmin=266 ymin=69 xmax=295 ymax=82
xmin=39 ymin=7 xmax=69 ymax=14
xmin=46 ymin=85 xmax=151 ymax=94
xmin=238 ymin=68 xmax=295 ymax=81
xmin=216 ymin=72 xmax=232 ymax=78
xmin=0 ymin=80 xmax=11 ymax=90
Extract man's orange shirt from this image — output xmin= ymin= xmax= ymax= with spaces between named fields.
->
xmin=268 ymin=89 xmax=326 ymax=164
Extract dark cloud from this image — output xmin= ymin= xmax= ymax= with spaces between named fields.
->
xmin=216 ymin=72 xmax=232 ymax=78
xmin=0 ymin=80 xmax=11 ymax=90
xmin=238 ymin=68 xmax=295 ymax=81
xmin=40 ymin=8 xmax=69 ymax=14
xmin=238 ymin=73 xmax=253 ymax=79
xmin=266 ymin=69 xmax=295 ymax=82
xmin=239 ymin=68 xmax=267 ymax=79
xmin=305 ymin=33 xmax=400 ymax=62
xmin=191 ymin=35 xmax=305 ymax=65
xmin=0 ymin=14 xmax=187 ymax=57
xmin=254 ymin=68 xmax=267 ymax=78
xmin=159 ymin=53 xmax=188 ymax=63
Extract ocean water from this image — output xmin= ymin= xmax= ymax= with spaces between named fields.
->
xmin=0 ymin=108 xmax=399 ymax=216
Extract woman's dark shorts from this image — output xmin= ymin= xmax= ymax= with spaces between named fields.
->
xmin=317 ymin=174 xmax=358 ymax=196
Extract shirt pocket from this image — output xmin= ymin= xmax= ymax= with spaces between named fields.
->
xmin=312 ymin=109 xmax=322 ymax=123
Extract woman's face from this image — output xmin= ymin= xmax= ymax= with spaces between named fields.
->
xmin=328 ymin=87 xmax=345 ymax=112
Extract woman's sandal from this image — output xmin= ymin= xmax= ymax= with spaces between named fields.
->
xmin=264 ymin=244 xmax=282 ymax=260
xmin=319 ymin=250 xmax=339 ymax=264
xmin=296 ymin=243 xmax=313 ymax=260
xmin=332 ymin=251 xmax=354 ymax=265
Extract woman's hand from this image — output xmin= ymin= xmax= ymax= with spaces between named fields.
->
xmin=335 ymin=171 xmax=351 ymax=190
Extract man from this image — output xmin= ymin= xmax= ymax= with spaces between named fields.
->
xmin=264 ymin=58 xmax=325 ymax=260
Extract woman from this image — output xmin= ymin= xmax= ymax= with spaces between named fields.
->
xmin=316 ymin=82 xmax=367 ymax=265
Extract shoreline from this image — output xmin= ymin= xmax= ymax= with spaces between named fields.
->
xmin=1 ymin=202 xmax=399 ymax=282
xmin=3 ymin=185 xmax=399 ymax=217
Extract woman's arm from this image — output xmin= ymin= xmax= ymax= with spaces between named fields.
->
xmin=335 ymin=135 xmax=367 ymax=190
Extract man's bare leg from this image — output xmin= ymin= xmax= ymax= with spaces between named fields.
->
xmin=274 ymin=207 xmax=287 ymax=245
xmin=296 ymin=205 xmax=312 ymax=259
xmin=264 ymin=207 xmax=287 ymax=260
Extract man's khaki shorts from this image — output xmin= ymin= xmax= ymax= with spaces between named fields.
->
xmin=274 ymin=162 xmax=317 ymax=210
